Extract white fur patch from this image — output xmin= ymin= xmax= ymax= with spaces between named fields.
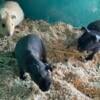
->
xmin=87 ymin=28 xmax=100 ymax=42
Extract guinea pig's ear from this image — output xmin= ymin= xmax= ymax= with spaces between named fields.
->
xmin=81 ymin=27 xmax=88 ymax=33
xmin=5 ymin=11 xmax=9 ymax=17
xmin=45 ymin=63 xmax=53 ymax=72
xmin=0 ymin=10 xmax=8 ymax=19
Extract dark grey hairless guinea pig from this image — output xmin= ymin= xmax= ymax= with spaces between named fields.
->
xmin=15 ymin=34 xmax=52 ymax=91
xmin=77 ymin=20 xmax=100 ymax=60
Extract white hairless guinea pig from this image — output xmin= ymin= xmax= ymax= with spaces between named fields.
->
xmin=0 ymin=1 xmax=24 ymax=36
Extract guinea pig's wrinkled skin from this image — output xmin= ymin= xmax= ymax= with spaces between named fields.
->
xmin=78 ymin=21 xmax=100 ymax=60
xmin=15 ymin=34 xmax=52 ymax=91
xmin=0 ymin=1 xmax=24 ymax=36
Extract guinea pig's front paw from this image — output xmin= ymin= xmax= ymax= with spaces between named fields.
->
xmin=85 ymin=55 xmax=94 ymax=61
xmin=79 ymin=56 xmax=87 ymax=62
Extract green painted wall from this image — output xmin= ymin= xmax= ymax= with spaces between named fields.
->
xmin=2 ymin=0 xmax=100 ymax=27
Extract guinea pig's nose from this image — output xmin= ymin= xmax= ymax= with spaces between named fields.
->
xmin=39 ymin=78 xmax=51 ymax=91
xmin=6 ymin=32 xmax=10 ymax=36
xmin=6 ymin=32 xmax=13 ymax=37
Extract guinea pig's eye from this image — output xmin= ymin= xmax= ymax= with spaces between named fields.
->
xmin=11 ymin=15 xmax=16 ymax=19
xmin=45 ymin=63 xmax=52 ymax=72
xmin=2 ymin=23 xmax=6 ymax=28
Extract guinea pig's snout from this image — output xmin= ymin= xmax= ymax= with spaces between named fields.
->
xmin=39 ymin=78 xmax=51 ymax=91
xmin=6 ymin=31 xmax=14 ymax=36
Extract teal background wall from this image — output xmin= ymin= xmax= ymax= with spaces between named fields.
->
xmin=2 ymin=0 xmax=100 ymax=27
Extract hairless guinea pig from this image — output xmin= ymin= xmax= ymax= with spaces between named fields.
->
xmin=15 ymin=34 xmax=52 ymax=91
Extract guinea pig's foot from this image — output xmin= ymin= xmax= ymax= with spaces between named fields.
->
xmin=85 ymin=55 xmax=93 ymax=61
xmin=20 ymin=75 xmax=26 ymax=80
xmin=85 ymin=52 xmax=95 ymax=61
xmin=15 ymin=26 xmax=21 ymax=33
xmin=24 ymin=73 xmax=31 ymax=80
xmin=20 ymin=72 xmax=26 ymax=80
xmin=77 ymin=56 xmax=86 ymax=62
